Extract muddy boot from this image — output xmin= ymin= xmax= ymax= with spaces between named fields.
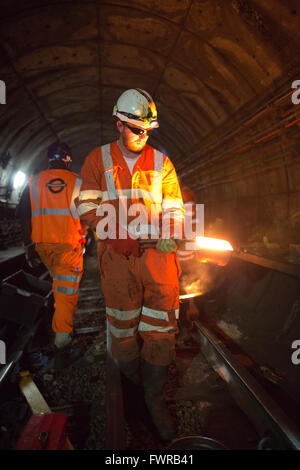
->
xmin=143 ymin=361 xmax=175 ymax=442
xmin=54 ymin=332 xmax=94 ymax=369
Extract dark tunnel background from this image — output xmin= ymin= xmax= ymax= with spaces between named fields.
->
xmin=0 ymin=0 xmax=300 ymax=450
xmin=1 ymin=0 xmax=300 ymax=253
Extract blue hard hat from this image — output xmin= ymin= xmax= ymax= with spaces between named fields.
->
xmin=47 ymin=142 xmax=72 ymax=161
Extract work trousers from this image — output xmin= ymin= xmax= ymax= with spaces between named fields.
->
xmin=35 ymin=243 xmax=83 ymax=333
xmin=98 ymin=243 xmax=181 ymax=366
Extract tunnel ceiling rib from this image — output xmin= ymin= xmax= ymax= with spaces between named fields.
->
xmin=0 ymin=1 xmax=300 ymax=174
xmin=0 ymin=44 xmax=60 ymax=143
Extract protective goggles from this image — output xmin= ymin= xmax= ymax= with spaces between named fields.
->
xmin=122 ymin=121 xmax=154 ymax=136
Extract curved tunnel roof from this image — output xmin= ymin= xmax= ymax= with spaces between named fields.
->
xmin=1 ymin=0 xmax=300 ymax=177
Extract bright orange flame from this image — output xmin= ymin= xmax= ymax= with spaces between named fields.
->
xmin=185 ymin=281 xmax=201 ymax=292
xmin=180 ymin=292 xmax=202 ymax=299
xmin=196 ymin=236 xmax=233 ymax=252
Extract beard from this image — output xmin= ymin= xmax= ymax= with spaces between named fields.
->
xmin=122 ymin=132 xmax=148 ymax=154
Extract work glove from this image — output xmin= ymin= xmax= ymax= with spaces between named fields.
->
xmin=107 ymin=225 xmax=140 ymax=259
xmin=25 ymin=242 xmax=41 ymax=268
xmin=156 ymin=239 xmax=177 ymax=253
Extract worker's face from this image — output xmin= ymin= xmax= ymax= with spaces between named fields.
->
xmin=117 ymin=121 xmax=150 ymax=153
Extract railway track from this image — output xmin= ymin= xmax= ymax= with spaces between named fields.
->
xmin=1 ymin=250 xmax=300 ymax=450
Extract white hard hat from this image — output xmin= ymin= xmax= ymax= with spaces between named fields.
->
xmin=113 ymin=88 xmax=159 ymax=130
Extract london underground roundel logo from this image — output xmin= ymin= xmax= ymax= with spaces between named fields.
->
xmin=46 ymin=178 xmax=66 ymax=194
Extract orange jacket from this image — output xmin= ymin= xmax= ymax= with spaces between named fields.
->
xmin=28 ymin=169 xmax=82 ymax=246
xmin=77 ymin=142 xmax=184 ymax=239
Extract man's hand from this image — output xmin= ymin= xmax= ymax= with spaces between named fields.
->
xmin=25 ymin=243 xmax=41 ymax=268
xmin=156 ymin=239 xmax=177 ymax=253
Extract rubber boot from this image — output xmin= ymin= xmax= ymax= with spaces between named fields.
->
xmin=54 ymin=332 xmax=95 ymax=369
xmin=118 ymin=358 xmax=140 ymax=385
xmin=143 ymin=361 xmax=175 ymax=442
xmin=118 ymin=358 xmax=145 ymax=420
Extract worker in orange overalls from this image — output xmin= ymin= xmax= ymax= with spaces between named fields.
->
xmin=76 ymin=89 xmax=184 ymax=441
xmin=17 ymin=142 xmax=85 ymax=369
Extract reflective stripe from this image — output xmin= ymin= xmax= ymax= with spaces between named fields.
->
xmin=152 ymin=149 xmax=163 ymax=200
xmin=101 ymin=189 xmax=162 ymax=204
xmin=162 ymin=199 xmax=184 ymax=210
xmin=102 ymin=143 xmax=113 ymax=170
xmin=102 ymin=143 xmax=118 ymax=200
xmin=138 ymin=321 xmax=177 ymax=333
xmin=106 ymin=306 xmax=141 ymax=321
xmin=101 ymin=189 xmax=114 ymax=201
xmin=69 ymin=176 xmax=82 ymax=219
xmin=108 ymin=322 xmax=137 ymax=338
xmin=154 ymin=149 xmax=164 ymax=173
xmin=31 ymin=174 xmax=39 ymax=209
xmin=32 ymin=208 xmax=70 ymax=217
xmin=56 ymin=285 xmax=78 ymax=295
xmin=79 ymin=189 xmax=102 ymax=201
xmin=141 ymin=306 xmax=169 ymax=322
xmin=105 ymin=168 xmax=116 ymax=199
xmin=55 ymin=274 xmax=80 ymax=283
xmin=77 ymin=201 xmax=99 ymax=216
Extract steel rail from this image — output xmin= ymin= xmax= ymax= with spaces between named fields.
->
xmin=233 ymin=251 xmax=300 ymax=280
xmin=194 ymin=320 xmax=300 ymax=450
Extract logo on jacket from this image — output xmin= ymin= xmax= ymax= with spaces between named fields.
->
xmin=46 ymin=178 xmax=66 ymax=193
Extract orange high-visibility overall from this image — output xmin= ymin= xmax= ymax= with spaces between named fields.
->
xmin=29 ymin=169 xmax=83 ymax=333
xmin=78 ymin=142 xmax=184 ymax=365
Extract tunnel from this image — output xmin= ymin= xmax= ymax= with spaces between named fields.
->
xmin=0 ymin=0 xmax=300 ymax=452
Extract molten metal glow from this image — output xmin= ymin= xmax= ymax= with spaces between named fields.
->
xmin=179 ymin=292 xmax=202 ymax=299
xmin=185 ymin=281 xmax=200 ymax=292
xmin=196 ymin=236 xmax=233 ymax=252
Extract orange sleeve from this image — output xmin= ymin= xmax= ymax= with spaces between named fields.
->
xmin=76 ymin=147 xmax=103 ymax=230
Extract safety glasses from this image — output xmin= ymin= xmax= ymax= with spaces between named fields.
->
xmin=122 ymin=121 xmax=154 ymax=136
